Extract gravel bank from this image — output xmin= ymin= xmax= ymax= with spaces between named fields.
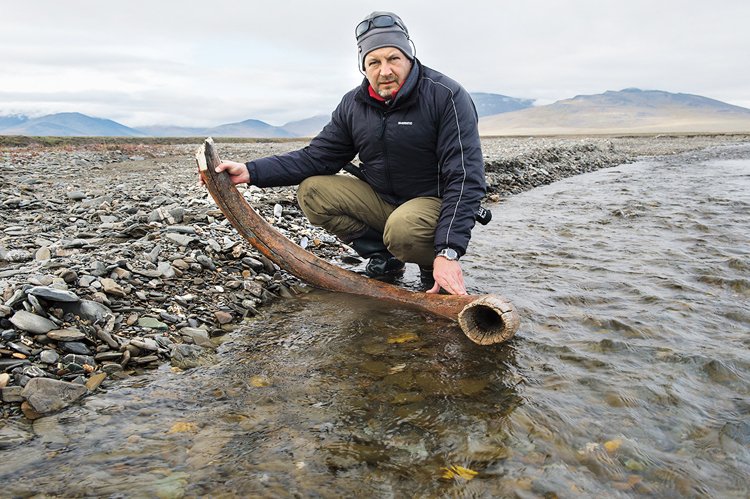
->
xmin=1 ymin=134 xmax=748 ymax=419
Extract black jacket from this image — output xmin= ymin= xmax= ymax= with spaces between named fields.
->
xmin=246 ymin=59 xmax=486 ymax=256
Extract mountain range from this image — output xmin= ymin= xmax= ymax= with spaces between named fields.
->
xmin=479 ymin=88 xmax=750 ymax=135
xmin=1 ymin=89 xmax=749 ymax=138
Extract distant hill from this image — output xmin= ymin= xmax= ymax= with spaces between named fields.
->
xmin=470 ymin=92 xmax=534 ymax=117
xmin=281 ymin=114 xmax=330 ymax=137
xmin=0 ymin=114 xmax=29 ymax=129
xmin=479 ymin=88 xmax=750 ymax=135
xmin=138 ymin=118 xmax=321 ymax=138
xmin=0 ymin=112 xmax=144 ymax=137
xmin=205 ymin=119 xmax=295 ymax=138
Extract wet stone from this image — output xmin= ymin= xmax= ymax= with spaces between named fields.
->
xmin=130 ymin=338 xmax=159 ymax=351
xmin=78 ymin=275 xmax=97 ymax=287
xmin=66 ymin=191 xmax=87 ymax=201
xmin=27 ymin=286 xmax=80 ymax=303
xmin=21 ymin=377 xmax=88 ymax=414
xmin=159 ymin=311 xmax=180 ymax=324
xmin=85 ymin=372 xmax=107 ymax=391
xmin=179 ymin=327 xmax=214 ymax=348
xmin=94 ymin=351 xmax=122 ymax=362
xmin=196 ymin=255 xmax=215 ymax=270
xmin=9 ymin=310 xmax=58 ymax=334
xmin=58 ymin=269 xmax=78 ymax=284
xmin=1 ymin=329 xmax=18 ymax=340
xmin=26 ymin=294 xmax=45 ymax=315
xmin=165 ymin=233 xmax=197 ymax=247
xmin=22 ymin=365 xmax=47 ymax=378
xmin=8 ymin=341 xmax=32 ymax=356
xmin=131 ymin=355 xmax=159 ymax=365
xmin=100 ymin=278 xmax=127 ymax=297
xmin=47 ymin=328 xmax=87 ymax=342
xmin=64 ymin=363 xmax=86 ymax=373
xmin=137 ymin=317 xmax=168 ymax=330
xmin=2 ymin=386 xmax=24 ymax=403
xmin=62 ymin=354 xmax=95 ymax=367
xmin=35 ymin=247 xmax=51 ymax=261
xmin=170 ymin=344 xmax=217 ymax=369
xmin=0 ymin=359 xmax=30 ymax=371
xmin=0 ymin=249 xmax=33 ymax=263
xmin=214 ymin=311 xmax=233 ymax=324
xmin=39 ymin=350 xmax=60 ymax=364
xmin=60 ymin=342 xmax=92 ymax=355
xmin=101 ymin=363 xmax=124 ymax=374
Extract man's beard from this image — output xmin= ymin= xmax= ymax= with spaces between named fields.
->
xmin=377 ymin=80 xmax=397 ymax=98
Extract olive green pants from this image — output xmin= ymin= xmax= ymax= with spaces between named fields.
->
xmin=297 ymin=175 xmax=441 ymax=267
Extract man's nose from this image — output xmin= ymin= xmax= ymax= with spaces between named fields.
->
xmin=380 ymin=63 xmax=393 ymax=76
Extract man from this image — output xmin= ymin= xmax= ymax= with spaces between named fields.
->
xmin=215 ymin=11 xmax=486 ymax=296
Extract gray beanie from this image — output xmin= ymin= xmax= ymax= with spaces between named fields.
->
xmin=356 ymin=11 xmax=414 ymax=70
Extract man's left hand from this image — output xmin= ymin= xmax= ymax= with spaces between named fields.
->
xmin=426 ymin=257 xmax=467 ymax=295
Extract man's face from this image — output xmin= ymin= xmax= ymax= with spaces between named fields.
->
xmin=364 ymin=47 xmax=413 ymax=99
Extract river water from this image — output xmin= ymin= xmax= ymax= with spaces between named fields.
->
xmin=2 ymin=145 xmax=749 ymax=497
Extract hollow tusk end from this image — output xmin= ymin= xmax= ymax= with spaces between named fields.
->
xmin=458 ymin=295 xmax=520 ymax=345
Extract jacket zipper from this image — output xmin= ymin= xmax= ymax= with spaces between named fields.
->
xmin=379 ymin=112 xmax=394 ymax=195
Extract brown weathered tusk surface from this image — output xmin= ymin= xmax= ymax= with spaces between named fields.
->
xmin=196 ymin=138 xmax=519 ymax=344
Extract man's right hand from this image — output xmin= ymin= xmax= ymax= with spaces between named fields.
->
xmin=215 ymin=161 xmax=251 ymax=185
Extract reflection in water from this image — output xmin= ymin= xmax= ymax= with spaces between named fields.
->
xmin=2 ymin=147 xmax=750 ymax=497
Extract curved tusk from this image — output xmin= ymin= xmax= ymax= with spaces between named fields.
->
xmin=196 ymin=138 xmax=519 ymax=344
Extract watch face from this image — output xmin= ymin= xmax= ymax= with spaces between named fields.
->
xmin=439 ymin=248 xmax=458 ymax=260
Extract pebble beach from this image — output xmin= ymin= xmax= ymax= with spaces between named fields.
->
xmin=1 ymin=134 xmax=748 ymax=420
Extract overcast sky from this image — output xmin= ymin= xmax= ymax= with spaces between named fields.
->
xmin=2 ymin=0 xmax=748 ymax=128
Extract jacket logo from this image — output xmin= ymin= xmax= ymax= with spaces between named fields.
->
xmin=397 ymin=121 xmax=413 ymax=125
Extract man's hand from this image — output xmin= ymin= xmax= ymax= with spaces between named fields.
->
xmin=426 ymin=256 xmax=467 ymax=295
xmin=215 ymin=161 xmax=251 ymax=185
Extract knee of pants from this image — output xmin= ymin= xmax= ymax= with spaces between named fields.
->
xmin=296 ymin=177 xmax=327 ymax=225
xmin=383 ymin=215 xmax=437 ymax=266
xmin=296 ymin=177 xmax=315 ymax=211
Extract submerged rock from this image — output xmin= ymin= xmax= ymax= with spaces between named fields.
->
xmin=170 ymin=344 xmax=217 ymax=369
xmin=21 ymin=378 xmax=88 ymax=414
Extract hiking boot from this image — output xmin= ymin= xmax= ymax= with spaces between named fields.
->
xmin=419 ymin=265 xmax=435 ymax=290
xmin=350 ymin=227 xmax=404 ymax=280
xmin=365 ymin=252 xmax=405 ymax=279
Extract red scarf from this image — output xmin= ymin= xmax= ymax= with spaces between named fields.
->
xmin=368 ymin=82 xmax=405 ymax=102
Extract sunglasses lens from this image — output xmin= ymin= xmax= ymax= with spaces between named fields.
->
xmin=355 ymin=20 xmax=369 ymax=37
xmin=371 ymin=15 xmax=395 ymax=28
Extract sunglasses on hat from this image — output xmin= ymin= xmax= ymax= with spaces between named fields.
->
xmin=355 ymin=14 xmax=408 ymax=38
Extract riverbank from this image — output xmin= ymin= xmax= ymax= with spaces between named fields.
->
xmin=1 ymin=134 xmax=748 ymax=420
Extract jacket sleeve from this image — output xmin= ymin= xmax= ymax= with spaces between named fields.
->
xmin=246 ymin=97 xmax=357 ymax=188
xmin=433 ymin=85 xmax=486 ymax=257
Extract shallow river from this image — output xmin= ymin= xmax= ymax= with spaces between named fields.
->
xmin=2 ymin=146 xmax=749 ymax=497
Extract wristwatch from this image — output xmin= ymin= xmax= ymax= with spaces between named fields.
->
xmin=436 ymin=248 xmax=459 ymax=261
